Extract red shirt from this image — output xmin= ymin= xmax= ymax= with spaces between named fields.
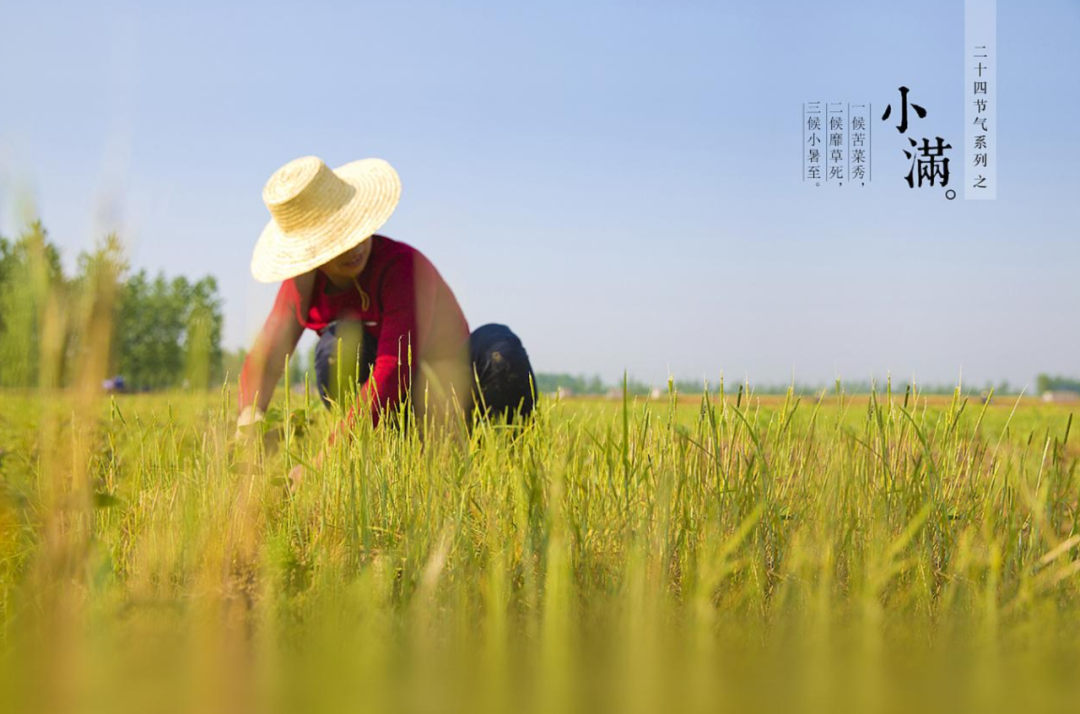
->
xmin=239 ymin=234 xmax=470 ymax=425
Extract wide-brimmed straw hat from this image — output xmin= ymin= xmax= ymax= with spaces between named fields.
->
xmin=251 ymin=155 xmax=401 ymax=282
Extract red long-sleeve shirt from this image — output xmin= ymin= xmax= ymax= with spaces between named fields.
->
xmin=238 ymin=234 xmax=470 ymax=425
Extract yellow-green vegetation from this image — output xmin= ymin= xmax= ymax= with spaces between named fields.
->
xmin=0 ymin=383 xmax=1077 ymax=714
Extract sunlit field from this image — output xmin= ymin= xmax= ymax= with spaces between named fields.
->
xmin=1 ymin=382 xmax=1077 ymax=714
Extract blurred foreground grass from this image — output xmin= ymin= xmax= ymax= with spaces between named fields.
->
xmin=0 ymin=384 xmax=1077 ymax=714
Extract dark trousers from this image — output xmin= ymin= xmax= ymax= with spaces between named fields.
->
xmin=314 ymin=322 xmax=536 ymax=422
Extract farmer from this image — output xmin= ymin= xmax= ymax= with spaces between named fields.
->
xmin=236 ymin=155 xmax=535 ymax=445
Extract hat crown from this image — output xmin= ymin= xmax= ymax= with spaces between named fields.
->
xmin=262 ymin=156 xmax=356 ymax=234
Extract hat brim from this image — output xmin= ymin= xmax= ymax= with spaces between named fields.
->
xmin=250 ymin=158 xmax=401 ymax=283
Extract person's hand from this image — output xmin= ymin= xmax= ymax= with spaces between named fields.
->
xmin=235 ymin=405 xmax=286 ymax=454
xmin=234 ymin=405 xmax=265 ymax=440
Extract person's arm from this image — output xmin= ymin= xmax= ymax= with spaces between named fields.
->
xmin=291 ymin=258 xmax=440 ymax=486
xmin=345 ymin=253 xmax=432 ymax=428
xmin=238 ymin=277 xmax=308 ymax=420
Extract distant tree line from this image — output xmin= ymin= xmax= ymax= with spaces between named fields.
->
xmin=535 ymin=373 xmax=1024 ymax=397
xmin=533 ymin=373 xmax=609 ymax=395
xmin=1036 ymin=374 xmax=1080 ymax=394
xmin=534 ymin=373 xmax=734 ymax=396
xmin=0 ymin=222 xmax=224 ymax=391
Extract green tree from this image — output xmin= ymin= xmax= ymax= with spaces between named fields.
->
xmin=0 ymin=235 xmax=12 ymax=289
xmin=114 ymin=269 xmax=225 ymax=391
xmin=68 ymin=234 xmax=127 ymax=384
xmin=115 ymin=270 xmax=151 ymax=388
xmin=0 ymin=235 xmax=12 ymax=340
xmin=0 ymin=222 xmax=224 ymax=392
xmin=1036 ymin=374 xmax=1080 ymax=394
xmin=183 ymin=276 xmax=224 ymax=390
xmin=115 ymin=271 xmax=186 ymax=390
xmin=0 ymin=222 xmax=66 ymax=388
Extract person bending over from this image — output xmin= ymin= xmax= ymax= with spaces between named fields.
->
xmin=237 ymin=156 xmax=535 ymax=469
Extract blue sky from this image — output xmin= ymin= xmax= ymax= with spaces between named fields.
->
xmin=1 ymin=0 xmax=1077 ymax=389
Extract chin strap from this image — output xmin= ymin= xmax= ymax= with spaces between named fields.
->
xmin=351 ymin=276 xmax=371 ymax=312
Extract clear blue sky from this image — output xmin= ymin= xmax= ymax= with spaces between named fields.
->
xmin=1 ymin=0 xmax=1077 ymax=389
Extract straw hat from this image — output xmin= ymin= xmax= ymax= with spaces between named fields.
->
xmin=251 ymin=155 xmax=401 ymax=282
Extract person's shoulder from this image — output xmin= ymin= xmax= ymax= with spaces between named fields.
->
xmin=280 ymin=270 xmax=317 ymax=295
xmin=372 ymin=234 xmax=416 ymax=259
xmin=372 ymin=234 xmax=429 ymax=274
xmin=376 ymin=234 xmax=438 ymax=267
xmin=277 ymin=270 xmax=318 ymax=312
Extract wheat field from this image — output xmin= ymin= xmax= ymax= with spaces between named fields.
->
xmin=0 ymin=381 xmax=1077 ymax=713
